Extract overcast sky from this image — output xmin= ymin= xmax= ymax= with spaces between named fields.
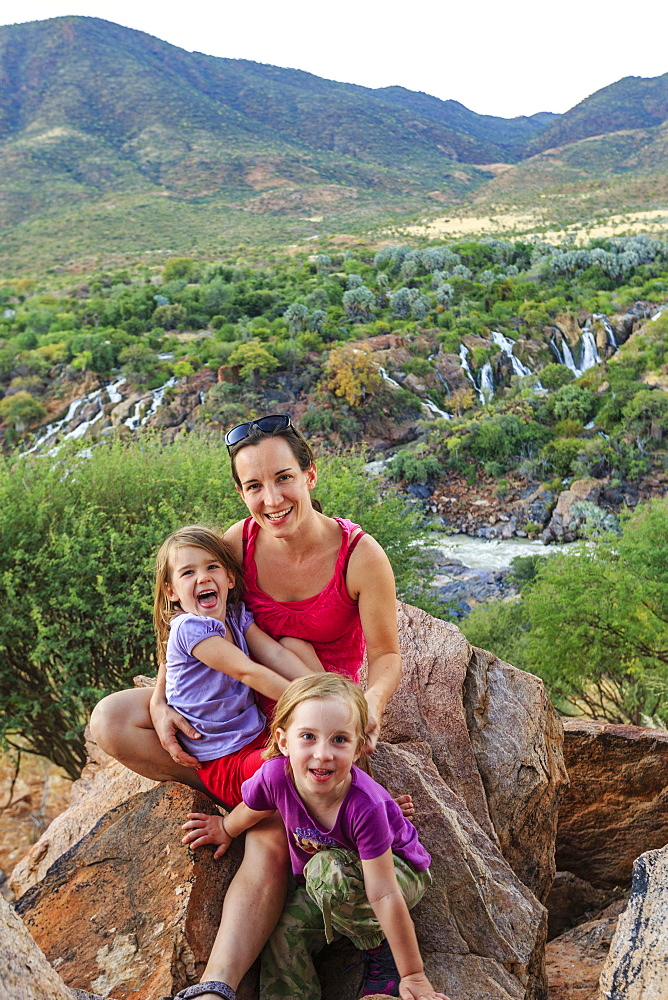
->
xmin=3 ymin=1 xmax=667 ymax=119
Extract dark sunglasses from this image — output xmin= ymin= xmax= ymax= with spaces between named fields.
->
xmin=224 ymin=414 xmax=293 ymax=452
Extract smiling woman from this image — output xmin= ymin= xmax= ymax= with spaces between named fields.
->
xmin=90 ymin=414 xmax=405 ymax=1000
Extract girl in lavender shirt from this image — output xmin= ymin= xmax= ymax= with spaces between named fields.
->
xmin=183 ymin=674 xmax=450 ymax=1000
xmin=154 ymin=524 xmax=322 ymax=808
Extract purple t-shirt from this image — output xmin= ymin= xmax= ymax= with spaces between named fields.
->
xmin=242 ymin=756 xmax=431 ymax=878
xmin=165 ymin=604 xmax=266 ymax=762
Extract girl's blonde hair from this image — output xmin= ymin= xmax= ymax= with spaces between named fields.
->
xmin=263 ymin=674 xmax=368 ymax=760
xmin=153 ymin=525 xmax=244 ymax=666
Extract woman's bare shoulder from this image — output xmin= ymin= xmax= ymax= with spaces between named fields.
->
xmin=224 ymin=518 xmax=246 ymax=561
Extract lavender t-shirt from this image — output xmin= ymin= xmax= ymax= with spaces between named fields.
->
xmin=165 ymin=605 xmax=266 ymax=761
xmin=242 ymin=757 xmax=431 ymax=878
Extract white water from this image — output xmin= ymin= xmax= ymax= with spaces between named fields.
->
xmin=431 ymin=533 xmax=574 ymax=572
xmin=491 ymin=331 xmax=532 ymax=377
xmin=549 ymin=330 xmax=581 ymax=376
xmin=593 ymin=314 xmax=618 ymax=349
xmin=422 ymin=398 xmax=451 ymax=420
xmin=459 ymin=344 xmax=488 ymax=405
xmin=479 ymin=361 xmax=494 ymax=401
xmin=580 ymin=325 xmax=601 ymax=371
xmin=124 ymin=377 xmax=177 ymax=430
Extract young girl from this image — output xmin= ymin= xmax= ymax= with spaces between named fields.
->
xmin=182 ymin=674 xmax=450 ymax=1000
xmin=154 ymin=524 xmax=322 ymax=807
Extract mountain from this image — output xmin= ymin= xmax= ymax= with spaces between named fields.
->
xmin=0 ymin=15 xmax=666 ymax=272
xmin=522 ymin=73 xmax=668 ymax=155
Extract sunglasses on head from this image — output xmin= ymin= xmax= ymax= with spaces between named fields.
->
xmin=224 ymin=414 xmax=293 ymax=452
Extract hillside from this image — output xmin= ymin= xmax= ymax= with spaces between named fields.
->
xmin=0 ymin=16 xmax=666 ymax=273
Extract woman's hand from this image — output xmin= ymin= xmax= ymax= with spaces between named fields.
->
xmin=182 ymin=812 xmax=233 ymax=859
xmin=399 ymin=973 xmax=451 ymax=1000
xmin=150 ymin=700 xmax=202 ymax=769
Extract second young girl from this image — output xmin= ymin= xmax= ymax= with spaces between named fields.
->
xmin=182 ymin=674 xmax=450 ymax=1000
xmin=154 ymin=524 xmax=322 ymax=807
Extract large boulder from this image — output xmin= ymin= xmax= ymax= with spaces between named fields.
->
xmin=542 ymin=479 xmax=602 ymax=544
xmin=13 ymin=604 xmax=567 ymax=1000
xmin=0 ymin=891 xmax=110 ymax=1000
xmin=544 ymin=899 xmax=626 ymax=1000
xmin=556 ymin=720 xmax=668 ymax=889
xmin=15 ymin=783 xmax=245 ymax=1000
xmin=598 ymin=846 xmax=668 ymax=1000
xmin=10 ymin=734 xmax=157 ymax=897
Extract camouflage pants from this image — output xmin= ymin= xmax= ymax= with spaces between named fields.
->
xmin=259 ymin=848 xmax=431 ymax=1000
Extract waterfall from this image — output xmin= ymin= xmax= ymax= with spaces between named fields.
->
xmin=491 ymin=331 xmax=532 ymax=377
xmin=422 ymin=398 xmax=451 ymax=420
xmin=479 ymin=362 xmax=494 ymax=400
xmin=459 ymin=344 xmax=492 ymax=405
xmin=376 ymin=365 xmax=403 ymax=391
xmin=549 ymin=330 xmax=581 ymax=376
xmin=593 ymin=313 xmax=618 ymax=349
xmin=124 ymin=377 xmax=177 ymax=430
xmin=579 ymin=323 xmax=601 ymax=371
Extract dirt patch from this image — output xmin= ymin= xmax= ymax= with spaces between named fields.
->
xmin=0 ymin=750 xmax=71 ymax=895
xmin=404 ymin=207 xmax=668 ymax=243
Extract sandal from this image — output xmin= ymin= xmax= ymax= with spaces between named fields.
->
xmin=160 ymin=982 xmax=236 ymax=1000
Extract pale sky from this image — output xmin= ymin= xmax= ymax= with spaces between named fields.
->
xmin=3 ymin=1 xmax=668 ymax=120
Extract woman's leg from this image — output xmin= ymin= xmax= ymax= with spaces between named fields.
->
xmin=198 ymin=814 xmax=291 ymax=997
xmin=89 ymin=688 xmax=210 ymax=792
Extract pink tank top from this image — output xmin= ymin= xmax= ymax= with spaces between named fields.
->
xmin=242 ymin=517 xmax=366 ymax=682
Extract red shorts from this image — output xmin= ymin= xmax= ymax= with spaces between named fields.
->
xmin=197 ymin=727 xmax=270 ymax=808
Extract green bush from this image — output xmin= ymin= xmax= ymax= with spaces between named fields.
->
xmin=0 ymin=437 xmax=437 ymax=776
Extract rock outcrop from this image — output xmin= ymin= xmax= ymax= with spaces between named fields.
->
xmin=556 ymin=720 xmax=668 ymax=890
xmin=598 ymin=846 xmax=668 ymax=1000
xmin=0 ymin=892 xmax=111 ymax=1000
xmin=542 ymin=479 xmax=602 ymax=544
xmin=545 ymin=899 xmax=626 ymax=1000
xmin=10 ymin=603 xmax=568 ymax=1000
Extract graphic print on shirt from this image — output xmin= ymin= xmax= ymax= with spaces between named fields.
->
xmin=293 ymin=826 xmax=339 ymax=855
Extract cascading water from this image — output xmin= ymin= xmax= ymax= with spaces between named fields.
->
xmin=593 ymin=314 xmax=618 ymax=349
xmin=549 ymin=330 xmax=581 ymax=376
xmin=124 ymin=377 xmax=177 ymax=430
xmin=579 ymin=323 xmax=601 ymax=372
xmin=459 ymin=344 xmax=492 ymax=405
xmin=378 ymin=364 xmax=450 ymax=419
xmin=479 ymin=362 xmax=494 ymax=400
xmin=491 ymin=331 xmax=532 ymax=377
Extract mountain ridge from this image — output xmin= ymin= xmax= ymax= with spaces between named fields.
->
xmin=0 ymin=16 xmax=666 ymax=272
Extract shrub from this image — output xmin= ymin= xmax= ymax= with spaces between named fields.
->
xmin=0 ymin=438 xmax=437 ymax=776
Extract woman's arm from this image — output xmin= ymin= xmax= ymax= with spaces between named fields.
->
xmin=182 ymin=801 xmax=274 ymax=859
xmin=192 ymin=634 xmax=294 ymax=702
xmin=346 ymin=535 xmax=402 ymax=751
xmin=245 ymin=624 xmax=324 ymax=679
xmin=362 ymin=851 xmax=449 ymax=1000
xmin=149 ymin=661 xmax=203 ymax=768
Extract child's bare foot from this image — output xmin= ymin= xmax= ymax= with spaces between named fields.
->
xmin=395 ymin=793 xmax=415 ymax=819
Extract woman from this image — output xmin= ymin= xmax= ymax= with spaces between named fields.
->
xmin=91 ymin=414 xmax=402 ymax=1000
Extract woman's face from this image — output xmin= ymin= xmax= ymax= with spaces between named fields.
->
xmin=234 ymin=436 xmax=317 ymax=537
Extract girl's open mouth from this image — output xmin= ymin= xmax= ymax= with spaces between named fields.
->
xmin=197 ymin=590 xmax=218 ymax=610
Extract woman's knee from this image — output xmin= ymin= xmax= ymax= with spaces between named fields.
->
xmin=89 ymin=688 xmax=150 ymax=756
xmin=244 ymin=815 xmax=290 ymax=869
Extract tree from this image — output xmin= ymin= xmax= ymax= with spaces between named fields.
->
xmin=0 ymin=391 xmax=46 ymax=433
xmin=228 ymin=339 xmax=279 ymax=384
xmin=622 ymin=389 xmax=668 ymax=444
xmin=0 ymin=437 xmax=437 ymax=776
xmin=283 ymin=303 xmax=310 ymax=335
xmin=325 ymin=346 xmax=382 ymax=407
xmin=342 ymin=286 xmax=375 ymax=324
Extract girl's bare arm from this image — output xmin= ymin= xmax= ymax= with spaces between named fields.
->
xmin=362 ymin=851 xmax=450 ymax=1000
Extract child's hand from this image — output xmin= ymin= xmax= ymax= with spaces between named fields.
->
xmin=399 ymin=973 xmax=451 ymax=1000
xmin=181 ymin=811 xmax=233 ymax=859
